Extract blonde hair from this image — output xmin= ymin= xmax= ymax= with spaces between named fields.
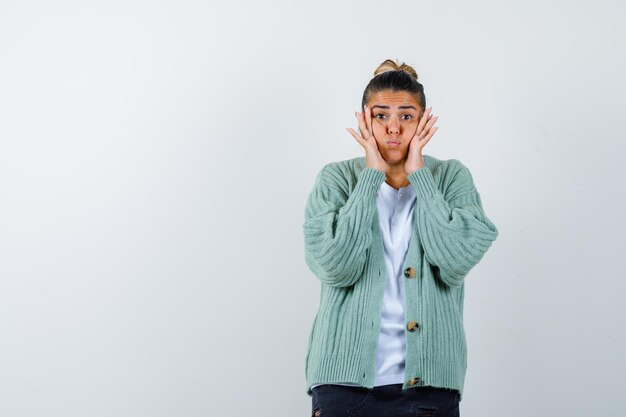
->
xmin=361 ymin=58 xmax=426 ymax=111
xmin=374 ymin=58 xmax=419 ymax=80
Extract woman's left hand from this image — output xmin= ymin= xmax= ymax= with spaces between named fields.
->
xmin=404 ymin=107 xmax=439 ymax=174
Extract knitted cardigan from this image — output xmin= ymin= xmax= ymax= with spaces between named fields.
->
xmin=302 ymin=154 xmax=499 ymax=401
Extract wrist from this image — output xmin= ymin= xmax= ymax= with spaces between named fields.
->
xmin=405 ymin=158 xmax=425 ymax=174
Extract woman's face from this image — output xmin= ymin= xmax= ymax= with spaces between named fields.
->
xmin=365 ymin=89 xmax=423 ymax=165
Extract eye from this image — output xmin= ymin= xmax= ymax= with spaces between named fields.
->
xmin=402 ymin=114 xmax=413 ymax=120
xmin=375 ymin=113 xmax=387 ymax=119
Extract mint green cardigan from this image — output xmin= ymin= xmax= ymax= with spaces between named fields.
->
xmin=302 ymin=154 xmax=499 ymax=401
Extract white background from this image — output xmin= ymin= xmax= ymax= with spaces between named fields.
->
xmin=1 ymin=1 xmax=625 ymax=416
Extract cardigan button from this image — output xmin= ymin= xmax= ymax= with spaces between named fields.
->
xmin=407 ymin=321 xmax=419 ymax=332
xmin=404 ymin=267 xmax=416 ymax=278
xmin=408 ymin=377 xmax=422 ymax=386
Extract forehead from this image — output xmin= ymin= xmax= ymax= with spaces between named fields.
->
xmin=368 ymin=90 xmax=420 ymax=109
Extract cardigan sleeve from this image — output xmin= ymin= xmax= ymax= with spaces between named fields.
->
xmin=303 ymin=165 xmax=386 ymax=288
xmin=407 ymin=160 xmax=499 ymax=288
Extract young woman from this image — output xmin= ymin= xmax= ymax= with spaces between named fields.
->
xmin=303 ymin=59 xmax=499 ymax=417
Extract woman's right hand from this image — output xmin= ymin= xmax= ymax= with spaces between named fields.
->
xmin=345 ymin=105 xmax=389 ymax=174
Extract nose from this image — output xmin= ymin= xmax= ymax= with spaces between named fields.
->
xmin=387 ymin=117 xmax=400 ymax=135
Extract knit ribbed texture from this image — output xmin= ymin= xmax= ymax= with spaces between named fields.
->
xmin=303 ymin=155 xmax=499 ymax=402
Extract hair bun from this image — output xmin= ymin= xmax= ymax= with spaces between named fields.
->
xmin=374 ymin=58 xmax=418 ymax=80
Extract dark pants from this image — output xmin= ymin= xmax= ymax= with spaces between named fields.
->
xmin=311 ymin=384 xmax=460 ymax=417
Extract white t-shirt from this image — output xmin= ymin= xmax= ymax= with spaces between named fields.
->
xmin=311 ymin=179 xmax=417 ymax=389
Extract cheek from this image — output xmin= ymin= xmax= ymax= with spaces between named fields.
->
xmin=404 ymin=122 xmax=418 ymax=137
xmin=372 ymin=123 xmax=386 ymax=137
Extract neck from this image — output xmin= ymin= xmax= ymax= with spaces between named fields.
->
xmin=385 ymin=162 xmax=410 ymax=189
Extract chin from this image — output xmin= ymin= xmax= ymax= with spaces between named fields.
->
xmin=383 ymin=151 xmax=408 ymax=164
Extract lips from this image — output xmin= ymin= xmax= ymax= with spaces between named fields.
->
xmin=387 ymin=141 xmax=401 ymax=146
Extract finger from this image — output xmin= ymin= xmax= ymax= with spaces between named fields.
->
xmin=355 ymin=111 xmax=371 ymax=140
xmin=424 ymin=115 xmax=438 ymax=132
xmin=415 ymin=107 xmax=432 ymax=137
xmin=365 ymin=105 xmax=374 ymax=141
xmin=359 ymin=112 xmax=371 ymax=139
xmin=415 ymin=114 xmax=438 ymax=141
xmin=419 ymin=126 xmax=438 ymax=146
xmin=346 ymin=127 xmax=367 ymax=148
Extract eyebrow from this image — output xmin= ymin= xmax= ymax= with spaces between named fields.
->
xmin=370 ymin=105 xmax=417 ymax=110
